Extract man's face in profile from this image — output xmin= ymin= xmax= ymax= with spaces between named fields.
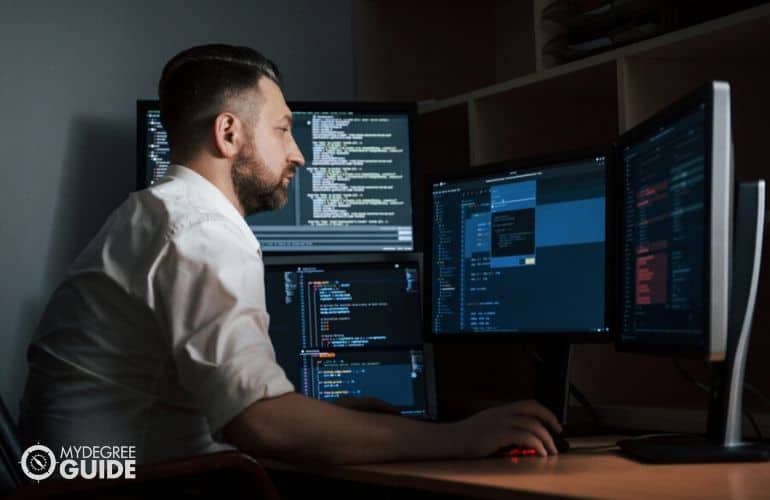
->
xmin=231 ymin=77 xmax=304 ymax=215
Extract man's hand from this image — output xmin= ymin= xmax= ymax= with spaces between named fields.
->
xmin=333 ymin=396 xmax=401 ymax=415
xmin=453 ymin=399 xmax=562 ymax=457
xmin=224 ymin=393 xmax=562 ymax=464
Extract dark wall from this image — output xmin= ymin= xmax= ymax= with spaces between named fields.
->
xmin=0 ymin=0 xmax=354 ymax=419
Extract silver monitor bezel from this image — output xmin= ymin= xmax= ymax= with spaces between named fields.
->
xmin=616 ymin=81 xmax=732 ymax=360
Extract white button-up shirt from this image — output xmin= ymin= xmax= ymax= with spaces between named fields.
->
xmin=20 ymin=165 xmax=294 ymax=463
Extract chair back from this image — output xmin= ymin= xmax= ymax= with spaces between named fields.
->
xmin=0 ymin=396 xmax=24 ymax=494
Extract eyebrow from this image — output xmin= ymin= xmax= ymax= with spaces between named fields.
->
xmin=280 ymin=113 xmax=293 ymax=125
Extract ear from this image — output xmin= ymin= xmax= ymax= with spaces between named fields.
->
xmin=212 ymin=112 xmax=242 ymax=159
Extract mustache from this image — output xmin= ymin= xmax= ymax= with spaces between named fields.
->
xmin=282 ymin=165 xmax=297 ymax=182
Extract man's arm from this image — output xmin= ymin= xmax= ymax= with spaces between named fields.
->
xmin=222 ymin=393 xmax=561 ymax=464
xmin=332 ymin=396 xmax=401 ymax=415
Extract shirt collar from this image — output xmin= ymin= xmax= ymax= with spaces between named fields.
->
xmin=165 ymin=164 xmax=259 ymax=249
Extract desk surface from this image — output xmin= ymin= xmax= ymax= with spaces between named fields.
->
xmin=270 ymin=437 xmax=770 ymax=499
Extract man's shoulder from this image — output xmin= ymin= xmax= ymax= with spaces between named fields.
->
xmin=70 ymin=176 xmax=258 ymax=280
xmin=71 ymin=180 xmax=237 ymax=266
xmin=135 ymin=178 xmax=237 ymax=239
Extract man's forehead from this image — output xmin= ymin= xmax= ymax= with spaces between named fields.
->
xmin=233 ymin=77 xmax=292 ymax=122
xmin=246 ymin=77 xmax=291 ymax=122
xmin=255 ymin=78 xmax=291 ymax=120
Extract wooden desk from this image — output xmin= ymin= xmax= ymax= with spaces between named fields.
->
xmin=266 ymin=437 xmax=770 ymax=499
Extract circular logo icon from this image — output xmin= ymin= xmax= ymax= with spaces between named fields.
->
xmin=20 ymin=444 xmax=57 ymax=481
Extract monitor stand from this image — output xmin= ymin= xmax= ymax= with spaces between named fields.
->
xmin=619 ymin=180 xmax=769 ymax=463
xmin=534 ymin=344 xmax=572 ymax=425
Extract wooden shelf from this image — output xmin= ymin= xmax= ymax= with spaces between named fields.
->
xmin=411 ymin=2 xmax=770 ymax=190
xmin=418 ymin=2 xmax=770 ymax=115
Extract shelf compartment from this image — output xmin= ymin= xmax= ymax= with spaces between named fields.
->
xmin=469 ymin=61 xmax=618 ymax=166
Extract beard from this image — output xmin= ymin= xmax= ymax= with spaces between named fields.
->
xmin=231 ymin=141 xmax=294 ymax=216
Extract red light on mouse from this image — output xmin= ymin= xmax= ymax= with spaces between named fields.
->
xmin=505 ymin=447 xmax=537 ymax=457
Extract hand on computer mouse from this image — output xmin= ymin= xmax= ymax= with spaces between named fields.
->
xmin=494 ymin=426 xmax=570 ymax=457
xmin=454 ymin=399 xmax=563 ymax=457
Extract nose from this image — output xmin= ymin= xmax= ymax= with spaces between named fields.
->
xmin=288 ymin=137 xmax=305 ymax=168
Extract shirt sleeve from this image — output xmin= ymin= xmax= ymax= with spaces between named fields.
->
xmin=150 ymin=217 xmax=295 ymax=436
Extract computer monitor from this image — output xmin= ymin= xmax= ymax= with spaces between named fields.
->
xmin=137 ymin=100 xmax=416 ymax=252
xmin=426 ymin=148 xmax=613 ymax=339
xmin=616 ymin=81 xmax=768 ymax=462
xmin=263 ymin=253 xmax=436 ymax=419
xmin=425 ymin=148 xmax=613 ymax=422
xmin=617 ymin=82 xmax=732 ymax=360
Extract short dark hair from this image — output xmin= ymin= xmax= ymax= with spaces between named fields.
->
xmin=158 ymin=44 xmax=281 ymax=162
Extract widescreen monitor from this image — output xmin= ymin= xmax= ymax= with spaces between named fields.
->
xmin=137 ymin=100 xmax=415 ymax=252
xmin=426 ymin=148 xmax=613 ymax=340
xmin=263 ymin=253 xmax=435 ymax=419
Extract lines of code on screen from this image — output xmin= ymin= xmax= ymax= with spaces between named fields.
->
xmin=431 ymin=158 xmax=607 ymax=334
xmin=143 ymin=109 xmax=170 ymax=184
xmin=265 ymin=260 xmax=427 ymax=416
xmin=620 ymin=104 xmax=706 ymax=346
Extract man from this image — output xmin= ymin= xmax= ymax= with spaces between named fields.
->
xmin=21 ymin=44 xmax=561 ymax=464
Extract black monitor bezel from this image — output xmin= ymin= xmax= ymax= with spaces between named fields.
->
xmin=136 ymin=99 xmax=419 ymax=254
xmin=423 ymin=146 xmax=615 ymax=345
xmin=614 ymin=83 xmax=716 ymax=359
